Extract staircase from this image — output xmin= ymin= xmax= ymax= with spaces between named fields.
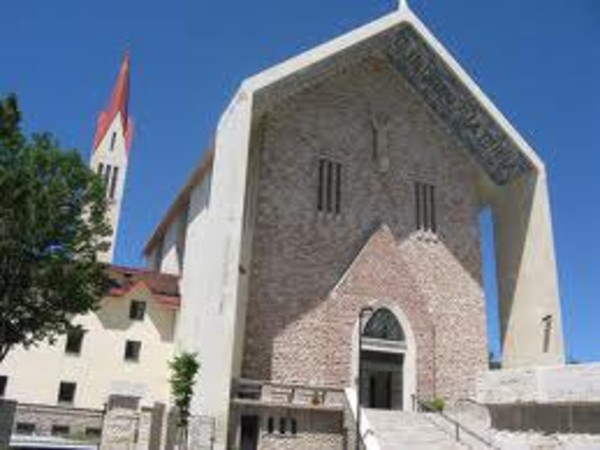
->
xmin=364 ymin=409 xmax=469 ymax=450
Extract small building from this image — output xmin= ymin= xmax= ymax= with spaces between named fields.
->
xmin=0 ymin=55 xmax=180 ymax=449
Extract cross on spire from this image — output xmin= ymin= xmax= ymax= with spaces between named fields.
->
xmin=398 ymin=0 xmax=408 ymax=10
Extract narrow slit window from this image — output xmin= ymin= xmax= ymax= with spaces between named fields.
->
xmin=267 ymin=417 xmax=274 ymax=434
xmin=429 ymin=185 xmax=437 ymax=233
xmin=542 ymin=315 xmax=552 ymax=353
xmin=326 ymin=160 xmax=333 ymax=212
xmin=335 ymin=163 xmax=342 ymax=214
xmin=97 ymin=163 xmax=104 ymax=176
xmin=279 ymin=417 xmax=286 ymax=434
xmin=415 ymin=183 xmax=421 ymax=230
xmin=0 ymin=376 xmax=7 ymax=397
xmin=317 ymin=158 xmax=342 ymax=216
xmin=415 ymin=182 xmax=437 ymax=233
xmin=109 ymin=132 xmax=117 ymax=151
xmin=109 ymin=166 xmax=119 ymax=200
xmin=317 ymin=159 xmax=325 ymax=211
xmin=104 ymin=164 xmax=112 ymax=187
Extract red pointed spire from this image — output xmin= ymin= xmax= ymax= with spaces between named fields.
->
xmin=92 ymin=51 xmax=134 ymax=154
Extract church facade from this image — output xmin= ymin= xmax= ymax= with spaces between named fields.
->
xmin=0 ymin=3 xmax=570 ymax=450
xmin=144 ymin=3 xmax=564 ymax=449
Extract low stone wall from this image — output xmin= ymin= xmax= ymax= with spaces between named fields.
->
xmin=476 ymin=364 xmax=600 ymax=434
xmin=14 ymin=403 xmax=103 ymax=441
xmin=258 ymin=409 xmax=344 ymax=450
xmin=489 ymin=403 xmax=600 ymax=434
xmin=476 ymin=363 xmax=600 ymax=404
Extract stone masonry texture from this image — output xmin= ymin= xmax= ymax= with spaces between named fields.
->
xmin=242 ymin=55 xmax=488 ymax=403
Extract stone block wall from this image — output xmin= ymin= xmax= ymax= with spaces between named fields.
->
xmin=242 ymin=55 xmax=488 ymax=402
xmin=14 ymin=403 xmax=103 ymax=441
xmin=258 ymin=409 xmax=344 ymax=450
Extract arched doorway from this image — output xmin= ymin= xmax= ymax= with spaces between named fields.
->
xmin=359 ymin=308 xmax=409 ymax=410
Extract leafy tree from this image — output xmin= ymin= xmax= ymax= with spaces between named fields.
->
xmin=0 ymin=94 xmax=111 ymax=362
xmin=169 ymin=352 xmax=200 ymax=448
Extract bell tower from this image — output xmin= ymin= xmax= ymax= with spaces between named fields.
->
xmin=90 ymin=51 xmax=133 ymax=263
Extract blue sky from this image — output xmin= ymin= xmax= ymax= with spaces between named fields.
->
xmin=1 ymin=0 xmax=598 ymax=362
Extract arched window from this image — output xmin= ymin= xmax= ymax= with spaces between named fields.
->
xmin=363 ymin=308 xmax=405 ymax=341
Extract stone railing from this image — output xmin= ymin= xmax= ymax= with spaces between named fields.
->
xmin=231 ymin=378 xmax=345 ymax=410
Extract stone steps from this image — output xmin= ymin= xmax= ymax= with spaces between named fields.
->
xmin=365 ymin=409 xmax=469 ymax=450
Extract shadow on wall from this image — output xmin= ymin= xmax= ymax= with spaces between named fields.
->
xmin=95 ymin=292 xmax=175 ymax=343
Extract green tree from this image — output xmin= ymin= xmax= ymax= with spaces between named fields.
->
xmin=0 ymin=94 xmax=111 ymax=362
xmin=169 ymin=351 xmax=200 ymax=448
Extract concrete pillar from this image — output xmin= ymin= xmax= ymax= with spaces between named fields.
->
xmin=0 ymin=399 xmax=16 ymax=449
xmin=492 ymin=171 xmax=565 ymax=368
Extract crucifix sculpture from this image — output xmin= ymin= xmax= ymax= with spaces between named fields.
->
xmin=370 ymin=110 xmax=391 ymax=174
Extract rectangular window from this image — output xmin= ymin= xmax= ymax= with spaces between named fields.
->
xmin=317 ymin=158 xmax=342 ymax=215
xmin=86 ymin=427 xmax=102 ymax=439
xmin=104 ymin=164 xmax=112 ymax=187
xmin=51 ymin=425 xmax=70 ymax=437
xmin=110 ymin=132 xmax=117 ymax=151
xmin=129 ymin=300 xmax=146 ymax=321
xmin=415 ymin=182 xmax=437 ymax=233
xmin=124 ymin=340 xmax=141 ymax=362
xmin=64 ymin=329 xmax=84 ymax=355
xmin=109 ymin=166 xmax=119 ymax=200
xmin=58 ymin=382 xmax=76 ymax=404
xmin=0 ymin=375 xmax=7 ymax=397
xmin=97 ymin=163 xmax=104 ymax=176
xmin=16 ymin=423 xmax=35 ymax=435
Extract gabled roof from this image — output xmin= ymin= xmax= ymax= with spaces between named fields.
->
xmin=237 ymin=4 xmax=543 ymax=185
xmin=108 ymin=265 xmax=180 ymax=308
xmin=93 ymin=51 xmax=134 ymax=154
xmin=143 ymin=4 xmax=547 ymax=260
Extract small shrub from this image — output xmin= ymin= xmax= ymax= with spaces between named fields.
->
xmin=427 ymin=397 xmax=445 ymax=412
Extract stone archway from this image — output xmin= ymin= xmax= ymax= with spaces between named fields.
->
xmin=359 ymin=307 xmax=416 ymax=411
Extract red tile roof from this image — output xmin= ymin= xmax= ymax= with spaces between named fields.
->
xmin=107 ymin=264 xmax=180 ymax=309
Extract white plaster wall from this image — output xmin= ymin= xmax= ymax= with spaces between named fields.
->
xmin=176 ymin=171 xmax=212 ymax=348
xmin=159 ymin=217 xmax=180 ymax=276
xmin=89 ymin=112 xmax=130 ymax=263
xmin=0 ymin=286 xmax=175 ymax=409
xmin=178 ymin=92 xmax=253 ymax=450
xmin=492 ymin=173 xmax=565 ymax=367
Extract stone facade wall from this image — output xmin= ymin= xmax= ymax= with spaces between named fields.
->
xmin=259 ymin=409 xmax=344 ymax=450
xmin=242 ymin=55 xmax=488 ymax=402
xmin=14 ymin=403 xmax=103 ymax=440
xmin=100 ymin=407 xmax=137 ymax=450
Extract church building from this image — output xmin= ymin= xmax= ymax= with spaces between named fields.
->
xmin=1 ymin=2 xmax=577 ymax=449
xmin=144 ymin=2 xmax=564 ymax=449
